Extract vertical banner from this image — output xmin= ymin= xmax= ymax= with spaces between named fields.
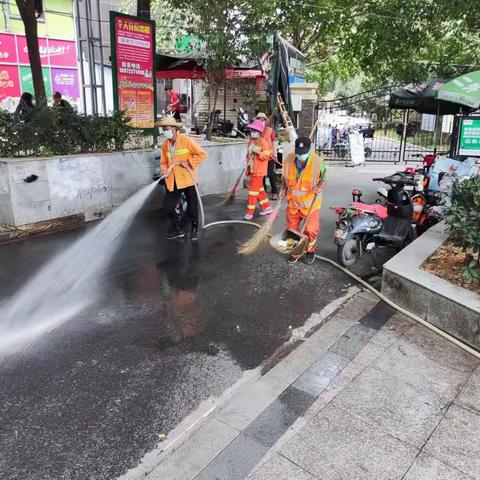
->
xmin=110 ymin=12 xmax=156 ymax=129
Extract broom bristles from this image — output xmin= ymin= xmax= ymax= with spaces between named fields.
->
xmin=219 ymin=191 xmax=235 ymax=206
xmin=237 ymin=220 xmax=272 ymax=255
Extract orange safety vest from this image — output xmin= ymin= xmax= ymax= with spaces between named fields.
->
xmin=283 ymin=151 xmax=325 ymax=215
xmin=160 ymin=133 xmax=207 ymax=191
xmin=246 ymin=136 xmax=271 ymax=177
xmin=261 ymin=126 xmax=275 ymax=160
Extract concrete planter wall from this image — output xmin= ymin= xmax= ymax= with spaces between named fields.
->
xmin=381 ymin=221 xmax=480 ymax=350
xmin=0 ymin=141 xmax=247 ymax=228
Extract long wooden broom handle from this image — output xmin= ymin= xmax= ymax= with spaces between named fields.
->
xmin=300 ymin=171 xmax=326 ymax=235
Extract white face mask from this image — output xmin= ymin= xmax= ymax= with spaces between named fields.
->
xmin=161 ymin=129 xmax=174 ymax=140
xmin=250 ymin=131 xmax=260 ymax=139
xmin=296 ymin=153 xmax=309 ymax=161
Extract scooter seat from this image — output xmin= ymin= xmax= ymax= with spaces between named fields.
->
xmin=351 ymin=202 xmax=388 ymax=220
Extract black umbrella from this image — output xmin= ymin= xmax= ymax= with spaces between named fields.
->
xmin=389 ymin=78 xmax=474 ymax=115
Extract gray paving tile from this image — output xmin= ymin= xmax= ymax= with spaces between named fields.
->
xmin=400 ymin=325 xmax=479 ymax=373
xmin=266 ymin=342 xmax=322 ymax=385
xmin=424 ymin=404 xmax=480 ymax=479
xmin=403 ymin=452 xmax=474 ymax=480
xmin=215 ymin=374 xmax=289 ymax=431
xmin=196 ymin=433 xmax=268 ymax=480
xmin=358 ymin=301 xmax=396 ymax=330
xmin=280 ymin=403 xmax=418 ymax=480
xmin=456 ymin=366 xmax=480 ymax=415
xmin=369 ymin=312 xmax=414 ymax=348
xmin=292 ymin=351 xmax=349 ymax=397
xmin=372 ymin=332 xmax=473 ymax=400
xmin=247 ymin=453 xmax=316 ymax=480
xmin=328 ymin=323 xmax=376 ymax=360
xmin=147 ymin=418 xmax=239 ymax=480
xmin=332 ymin=366 xmax=446 ymax=448
xmin=351 ymin=341 xmax=386 ymax=367
xmin=243 ymin=386 xmax=315 ymax=448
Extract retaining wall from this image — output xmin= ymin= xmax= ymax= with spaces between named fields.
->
xmin=381 ymin=222 xmax=480 ymax=350
xmin=0 ymin=140 xmax=247 ymax=227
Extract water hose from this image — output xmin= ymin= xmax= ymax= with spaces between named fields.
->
xmin=184 ymin=163 xmax=480 ymax=360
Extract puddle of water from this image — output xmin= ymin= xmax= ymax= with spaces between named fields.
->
xmin=0 ymin=182 xmax=158 ymax=356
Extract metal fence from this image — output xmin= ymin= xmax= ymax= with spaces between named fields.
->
xmin=315 ymin=86 xmax=452 ymax=163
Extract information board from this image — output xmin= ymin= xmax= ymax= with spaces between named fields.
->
xmin=459 ymin=118 xmax=480 ymax=156
xmin=110 ymin=12 xmax=156 ymax=129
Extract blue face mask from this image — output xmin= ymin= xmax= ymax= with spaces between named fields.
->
xmin=296 ymin=153 xmax=309 ymax=161
xmin=161 ymin=129 xmax=174 ymax=139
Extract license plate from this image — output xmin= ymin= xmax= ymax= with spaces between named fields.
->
xmin=335 ymin=229 xmax=347 ymax=240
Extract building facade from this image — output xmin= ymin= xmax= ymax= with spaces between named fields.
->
xmin=0 ymin=0 xmax=80 ymax=111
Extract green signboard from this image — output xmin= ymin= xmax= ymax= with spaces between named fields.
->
xmin=459 ymin=118 xmax=480 ymax=156
xmin=20 ymin=66 xmax=52 ymax=100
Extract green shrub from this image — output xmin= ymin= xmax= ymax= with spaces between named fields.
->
xmin=0 ymin=108 xmax=133 ymax=157
xmin=447 ymin=176 xmax=480 ymax=283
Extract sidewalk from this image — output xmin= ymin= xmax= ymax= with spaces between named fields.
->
xmin=128 ymin=290 xmax=480 ymax=480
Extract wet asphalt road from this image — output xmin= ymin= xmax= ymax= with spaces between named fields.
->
xmin=0 ymin=196 xmax=349 ymax=480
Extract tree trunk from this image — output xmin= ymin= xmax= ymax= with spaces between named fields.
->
xmin=137 ymin=0 xmax=151 ymax=19
xmin=16 ymin=0 xmax=46 ymax=106
xmin=206 ymin=82 xmax=219 ymax=141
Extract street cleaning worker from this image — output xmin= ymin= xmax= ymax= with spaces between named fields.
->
xmin=283 ymin=136 xmax=327 ymax=265
xmin=256 ymin=112 xmax=279 ymax=200
xmin=158 ymin=116 xmax=207 ymax=241
xmin=244 ymin=119 xmax=273 ymax=220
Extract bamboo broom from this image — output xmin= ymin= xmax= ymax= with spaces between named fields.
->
xmin=237 ymin=192 xmax=286 ymax=255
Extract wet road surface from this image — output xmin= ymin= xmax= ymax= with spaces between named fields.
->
xmin=0 ymin=197 xmax=349 ymax=480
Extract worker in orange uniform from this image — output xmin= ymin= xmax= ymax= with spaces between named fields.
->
xmin=165 ymin=86 xmax=181 ymax=121
xmin=244 ymin=119 xmax=273 ymax=220
xmin=158 ymin=116 xmax=207 ymax=241
xmin=256 ymin=112 xmax=279 ymax=200
xmin=283 ymin=136 xmax=327 ymax=265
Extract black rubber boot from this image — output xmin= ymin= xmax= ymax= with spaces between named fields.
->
xmin=166 ymin=217 xmax=184 ymax=240
xmin=304 ymin=252 xmax=315 ymax=265
xmin=191 ymin=222 xmax=198 ymax=242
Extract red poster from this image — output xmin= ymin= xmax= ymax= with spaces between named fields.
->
xmin=0 ymin=65 xmax=21 ymax=100
xmin=113 ymin=14 xmax=155 ymax=128
xmin=0 ymin=33 xmax=17 ymax=64
xmin=17 ymin=36 xmax=49 ymax=65
xmin=47 ymin=39 xmax=77 ymax=67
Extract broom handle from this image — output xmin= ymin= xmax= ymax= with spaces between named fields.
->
xmin=231 ymin=165 xmax=247 ymax=193
xmin=309 ymin=119 xmax=320 ymax=140
xmin=300 ymin=172 xmax=325 ymax=235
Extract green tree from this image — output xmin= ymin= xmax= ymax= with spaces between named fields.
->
xmin=15 ymin=0 xmax=46 ymax=105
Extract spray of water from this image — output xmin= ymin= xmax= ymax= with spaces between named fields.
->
xmin=0 ymin=181 xmax=158 ymax=354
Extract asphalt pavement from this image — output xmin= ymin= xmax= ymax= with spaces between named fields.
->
xmin=0 ymin=163 xmax=404 ymax=480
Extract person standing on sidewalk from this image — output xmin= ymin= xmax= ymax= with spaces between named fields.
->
xmin=283 ymin=136 xmax=327 ymax=265
xmin=244 ymin=119 xmax=273 ymax=220
xmin=256 ymin=112 xmax=279 ymax=200
xmin=159 ymin=116 xmax=207 ymax=241
xmin=165 ymin=86 xmax=182 ymax=122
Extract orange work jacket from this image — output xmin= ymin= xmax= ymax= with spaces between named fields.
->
xmin=246 ymin=136 xmax=271 ymax=177
xmin=283 ymin=151 xmax=326 ymax=215
xmin=160 ymin=133 xmax=207 ymax=191
xmin=261 ymin=126 xmax=276 ymax=160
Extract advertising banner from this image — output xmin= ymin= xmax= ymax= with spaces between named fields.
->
xmin=0 ymin=33 xmax=17 ymax=63
xmin=51 ymin=68 xmax=80 ymax=103
xmin=110 ymin=12 xmax=156 ymax=129
xmin=17 ymin=36 xmax=50 ymax=66
xmin=20 ymin=65 xmax=52 ymax=99
xmin=47 ymin=39 xmax=77 ymax=67
xmin=0 ymin=65 xmax=21 ymax=110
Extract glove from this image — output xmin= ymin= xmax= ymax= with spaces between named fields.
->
xmin=251 ymin=145 xmax=261 ymax=154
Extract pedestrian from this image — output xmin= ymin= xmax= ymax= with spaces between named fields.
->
xmin=158 ymin=116 xmax=207 ymax=241
xmin=256 ymin=112 xmax=279 ymax=200
xmin=15 ymin=92 xmax=34 ymax=115
xmin=165 ymin=86 xmax=181 ymax=122
xmin=327 ymin=123 xmax=333 ymax=149
xmin=52 ymin=91 xmax=73 ymax=112
xmin=283 ymin=136 xmax=327 ymax=265
xmin=244 ymin=119 xmax=273 ymax=220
